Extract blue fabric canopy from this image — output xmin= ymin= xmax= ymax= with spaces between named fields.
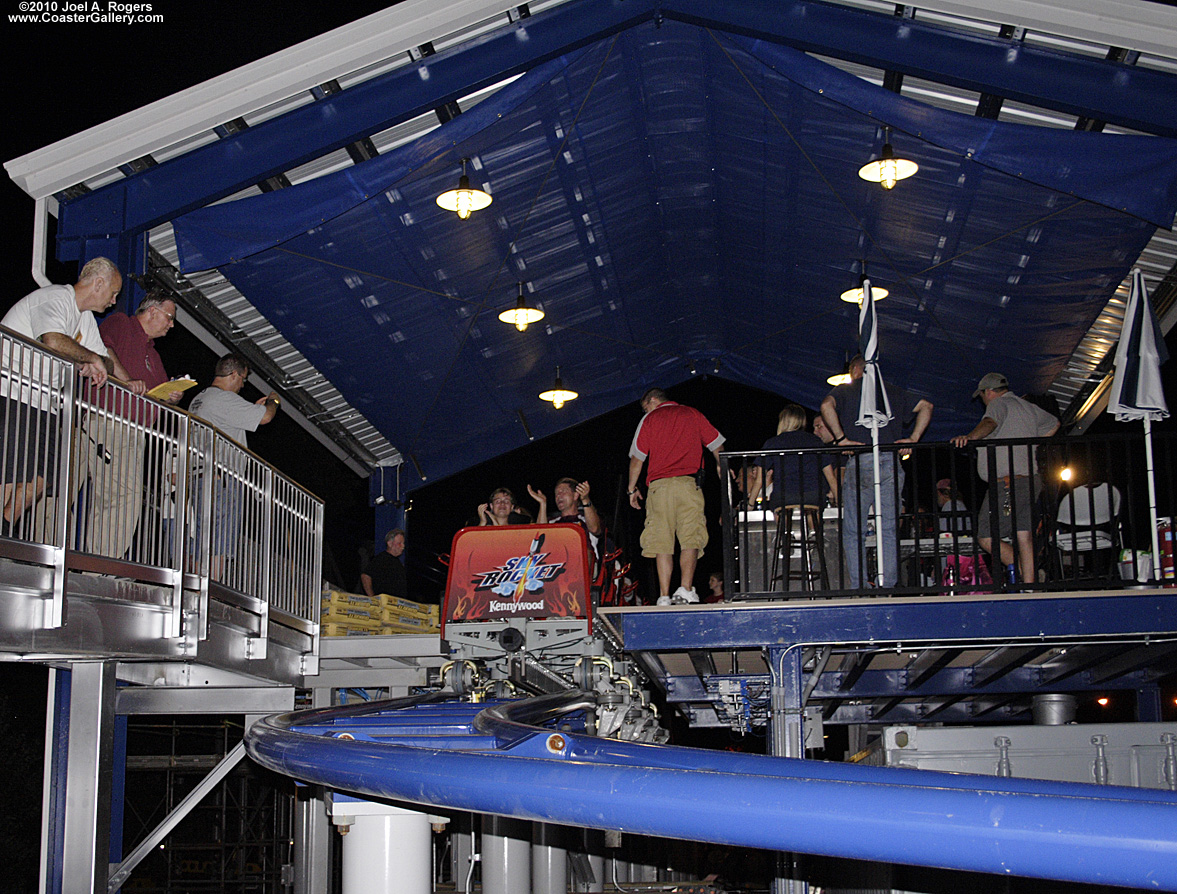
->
xmin=173 ymin=20 xmax=1177 ymax=485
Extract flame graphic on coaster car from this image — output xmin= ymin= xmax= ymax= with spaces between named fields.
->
xmin=443 ymin=525 xmax=592 ymax=626
xmin=543 ymin=583 xmax=583 ymax=618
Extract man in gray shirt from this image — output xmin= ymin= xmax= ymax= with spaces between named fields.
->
xmin=952 ymin=372 xmax=1059 ymax=585
xmin=189 ymin=353 xmax=279 ymax=448
xmin=188 ymin=353 xmax=280 ymax=576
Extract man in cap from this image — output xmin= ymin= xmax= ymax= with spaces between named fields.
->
xmin=952 ymin=373 xmax=1059 ymax=585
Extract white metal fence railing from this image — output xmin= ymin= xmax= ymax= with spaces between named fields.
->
xmin=0 ymin=325 xmax=323 ymax=650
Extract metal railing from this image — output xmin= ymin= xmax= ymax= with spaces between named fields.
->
xmin=0 ymin=325 xmax=323 ymax=652
xmin=721 ymin=429 xmax=1175 ymax=600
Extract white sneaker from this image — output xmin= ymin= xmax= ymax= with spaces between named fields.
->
xmin=671 ymin=586 xmax=700 ymax=604
xmin=656 ymin=595 xmax=672 ymax=606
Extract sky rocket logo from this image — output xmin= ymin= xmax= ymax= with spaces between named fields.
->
xmin=473 ymin=533 xmax=566 ymax=597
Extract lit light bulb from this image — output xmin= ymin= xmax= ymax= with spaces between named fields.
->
xmin=436 ymin=160 xmax=492 ymax=220
xmin=880 ymin=157 xmax=898 ymax=190
xmin=498 ymin=288 xmax=544 ymax=331
xmin=455 ymin=189 xmax=473 ymax=220
xmin=553 ymin=395 xmax=565 ymax=410
xmin=1060 ymin=467 xmax=1073 ymax=482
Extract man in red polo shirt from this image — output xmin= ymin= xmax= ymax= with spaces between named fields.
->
xmin=92 ymin=290 xmax=182 ymax=557
xmin=627 ymin=387 xmax=725 ymax=605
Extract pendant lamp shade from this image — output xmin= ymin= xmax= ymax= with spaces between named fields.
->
xmin=436 ymin=158 xmax=492 ymax=219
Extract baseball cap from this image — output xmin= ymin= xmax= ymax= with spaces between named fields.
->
xmin=936 ymin=479 xmax=952 ymax=491
xmin=972 ymin=372 xmax=1009 ymax=398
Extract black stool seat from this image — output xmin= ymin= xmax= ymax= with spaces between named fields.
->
xmin=773 ymin=504 xmax=830 ymax=592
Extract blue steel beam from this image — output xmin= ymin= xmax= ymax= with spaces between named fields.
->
xmin=599 ymin=591 xmax=1177 ymax=652
xmin=667 ymin=667 xmax=1158 ymax=703
xmin=666 ymin=0 xmax=1177 ymax=136
xmin=55 ymin=0 xmax=1177 ymax=254
xmin=55 ymin=0 xmax=653 ymax=252
xmin=247 ymin=692 xmax=1177 ymax=889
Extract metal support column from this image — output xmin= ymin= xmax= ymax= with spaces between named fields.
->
xmin=451 ymin=813 xmax=476 ymax=892
xmin=293 ymin=688 xmax=334 ymax=894
xmin=482 ymin=815 xmax=530 ymax=894
xmin=328 ymin=798 xmax=430 ymax=894
xmin=531 ymin=822 xmax=567 ymax=894
xmin=769 ymin=646 xmax=807 ymax=894
xmin=48 ymin=662 xmax=117 ymax=894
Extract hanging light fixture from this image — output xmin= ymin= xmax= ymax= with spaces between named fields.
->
xmin=436 ymin=157 xmax=492 ymax=220
xmin=827 ymin=351 xmax=852 ymax=385
xmin=498 ymin=282 xmax=545 ymax=332
xmin=539 ymin=366 xmax=578 ymax=410
xmin=840 ymin=262 xmax=888 ymax=304
xmin=858 ymin=127 xmax=918 ymax=190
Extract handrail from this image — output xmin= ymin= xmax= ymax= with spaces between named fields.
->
xmin=721 ymin=430 xmax=1175 ymax=599
xmin=0 ymin=328 xmax=323 ymax=650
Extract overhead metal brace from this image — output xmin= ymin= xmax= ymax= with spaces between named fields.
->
xmin=106 ymin=741 xmax=248 ymax=892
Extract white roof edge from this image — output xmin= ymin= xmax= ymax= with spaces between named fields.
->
xmin=3 ymin=0 xmax=517 ymax=200
xmin=911 ymin=0 xmax=1177 ymax=60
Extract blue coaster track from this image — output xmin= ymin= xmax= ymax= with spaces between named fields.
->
xmin=246 ymin=691 xmax=1177 ymax=890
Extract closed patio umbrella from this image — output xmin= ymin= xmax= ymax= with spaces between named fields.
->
xmin=1108 ymin=267 xmax=1169 ymax=575
xmin=856 ymin=280 xmax=892 ymax=587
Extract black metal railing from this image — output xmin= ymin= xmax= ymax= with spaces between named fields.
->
xmin=720 ymin=430 xmax=1175 ymax=600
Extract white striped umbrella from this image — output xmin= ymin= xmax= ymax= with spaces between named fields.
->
xmin=1108 ymin=268 xmax=1169 ymax=575
xmin=856 ymin=279 xmax=892 ymax=587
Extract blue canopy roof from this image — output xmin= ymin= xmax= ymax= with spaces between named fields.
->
xmin=173 ymin=21 xmax=1177 ymax=484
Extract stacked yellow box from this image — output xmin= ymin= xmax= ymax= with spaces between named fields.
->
xmin=379 ymin=595 xmax=440 ymax=635
xmin=320 ymin=589 xmax=440 ymax=636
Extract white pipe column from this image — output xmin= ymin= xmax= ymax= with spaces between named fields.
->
xmin=327 ymin=797 xmax=431 ymax=894
xmin=31 ymin=196 xmax=51 ymax=288
xmin=482 ymin=815 xmax=530 ymax=894
xmin=531 ymin=822 xmax=567 ymax=894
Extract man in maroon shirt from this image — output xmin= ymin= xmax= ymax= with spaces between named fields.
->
xmin=627 ymin=387 xmax=725 ymax=605
xmin=90 ymin=290 xmax=182 ymax=558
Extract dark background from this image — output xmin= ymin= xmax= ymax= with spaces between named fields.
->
xmin=2 ymin=3 xmax=1176 ymax=890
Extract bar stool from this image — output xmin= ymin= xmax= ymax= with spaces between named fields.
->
xmin=772 ymin=504 xmax=830 ymax=591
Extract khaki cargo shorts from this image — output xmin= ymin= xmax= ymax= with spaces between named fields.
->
xmin=641 ymin=475 xmax=707 ymax=558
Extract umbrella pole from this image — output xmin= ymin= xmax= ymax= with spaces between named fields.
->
xmin=1145 ymin=418 xmax=1161 ymax=578
xmin=872 ymin=429 xmax=885 ymax=588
